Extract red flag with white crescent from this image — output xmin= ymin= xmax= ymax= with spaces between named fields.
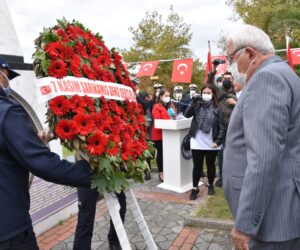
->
xmin=171 ymin=58 xmax=193 ymax=83
xmin=292 ymin=48 xmax=300 ymax=65
xmin=136 ymin=61 xmax=159 ymax=77
xmin=40 ymin=85 xmax=52 ymax=95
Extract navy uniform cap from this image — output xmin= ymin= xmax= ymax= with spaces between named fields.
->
xmin=0 ymin=58 xmax=20 ymax=80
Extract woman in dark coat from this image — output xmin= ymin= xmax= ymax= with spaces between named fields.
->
xmin=184 ymin=84 xmax=225 ymax=199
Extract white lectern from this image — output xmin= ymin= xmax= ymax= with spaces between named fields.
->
xmin=155 ymin=118 xmax=202 ymax=193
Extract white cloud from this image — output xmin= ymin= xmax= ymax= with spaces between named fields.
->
xmin=5 ymin=0 xmax=242 ymax=63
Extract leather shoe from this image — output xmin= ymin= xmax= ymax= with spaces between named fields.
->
xmin=144 ymin=171 xmax=151 ymax=180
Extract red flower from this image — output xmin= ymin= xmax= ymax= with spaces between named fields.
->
xmin=55 ymin=119 xmax=79 ymax=140
xmin=87 ymin=131 xmax=108 ymax=155
xmin=137 ymin=113 xmax=146 ymax=124
xmin=83 ymin=96 xmax=96 ymax=113
xmin=45 ymin=41 xmax=63 ymax=59
xmin=75 ymin=41 xmax=88 ymax=59
xmin=49 ymin=96 xmax=71 ymax=116
xmin=48 ymin=59 xmax=68 ymax=78
xmin=73 ymin=113 xmax=96 ymax=136
xmin=61 ymin=46 xmax=74 ymax=61
xmin=108 ymin=146 xmax=119 ymax=156
xmin=82 ymin=64 xmax=95 ymax=80
xmin=70 ymin=95 xmax=87 ymax=113
xmin=121 ymin=152 xmax=130 ymax=161
xmin=70 ymin=54 xmax=82 ymax=77
xmin=87 ymin=41 xmax=99 ymax=56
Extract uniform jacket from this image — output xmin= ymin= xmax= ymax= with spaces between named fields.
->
xmin=223 ymin=56 xmax=300 ymax=241
xmin=0 ymin=90 xmax=91 ymax=242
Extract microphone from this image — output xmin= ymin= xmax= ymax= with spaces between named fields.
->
xmin=167 ymin=108 xmax=175 ymax=118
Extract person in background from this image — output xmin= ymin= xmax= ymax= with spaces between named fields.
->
xmin=73 ymin=189 xmax=126 ymax=250
xmin=151 ymin=88 xmax=176 ymax=181
xmin=182 ymin=84 xmax=198 ymax=105
xmin=134 ymin=79 xmax=152 ymax=180
xmin=233 ymin=81 xmax=244 ymax=99
xmin=172 ymin=85 xmax=188 ymax=116
xmin=215 ymin=71 xmax=237 ymax=187
xmin=151 ymin=83 xmax=163 ymax=105
xmin=215 ymin=74 xmax=223 ymax=88
xmin=184 ymin=84 xmax=225 ymax=199
xmin=0 ymin=57 xmax=92 ymax=250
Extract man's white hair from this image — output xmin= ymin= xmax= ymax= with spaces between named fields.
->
xmin=227 ymin=24 xmax=275 ymax=55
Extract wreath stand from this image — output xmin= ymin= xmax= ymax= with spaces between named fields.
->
xmin=104 ymin=188 xmax=157 ymax=250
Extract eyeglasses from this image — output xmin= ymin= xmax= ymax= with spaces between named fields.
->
xmin=227 ymin=47 xmax=245 ymax=64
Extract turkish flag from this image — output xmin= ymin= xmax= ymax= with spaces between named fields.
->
xmin=136 ymin=61 xmax=159 ymax=77
xmin=287 ymin=43 xmax=294 ymax=69
xmin=171 ymin=58 xmax=193 ymax=83
xmin=292 ymin=48 xmax=300 ymax=65
xmin=205 ymin=49 xmax=212 ymax=81
xmin=40 ymin=85 xmax=52 ymax=95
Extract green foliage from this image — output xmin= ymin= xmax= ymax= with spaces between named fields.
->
xmin=226 ymin=0 xmax=300 ymax=48
xmin=225 ymin=0 xmax=300 ymax=75
xmin=122 ymin=6 xmax=205 ymax=93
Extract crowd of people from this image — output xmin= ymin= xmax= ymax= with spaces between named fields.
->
xmin=1 ymin=24 xmax=300 ymax=250
xmin=136 ymin=67 xmax=243 ymax=201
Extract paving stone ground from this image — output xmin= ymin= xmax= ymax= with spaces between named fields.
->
xmin=37 ymin=172 xmax=233 ymax=250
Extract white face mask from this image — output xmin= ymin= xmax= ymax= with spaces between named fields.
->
xmin=155 ymin=91 xmax=160 ymax=97
xmin=229 ymin=50 xmax=256 ymax=85
xmin=216 ymin=82 xmax=223 ymax=88
xmin=190 ymin=90 xmax=196 ymax=96
xmin=174 ymin=93 xmax=183 ymax=100
xmin=202 ymin=94 xmax=212 ymax=102
xmin=162 ymin=96 xmax=170 ymax=104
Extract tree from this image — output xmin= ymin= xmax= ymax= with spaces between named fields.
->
xmin=226 ymin=0 xmax=300 ymax=48
xmin=225 ymin=0 xmax=300 ymax=73
xmin=122 ymin=6 xmax=205 ymax=94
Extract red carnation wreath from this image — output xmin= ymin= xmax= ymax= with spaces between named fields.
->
xmin=33 ymin=18 xmax=152 ymax=193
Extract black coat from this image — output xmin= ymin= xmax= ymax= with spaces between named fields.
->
xmin=0 ymin=90 xmax=91 ymax=242
xmin=184 ymin=99 xmax=225 ymax=146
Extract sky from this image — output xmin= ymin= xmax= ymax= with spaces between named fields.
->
xmin=6 ymin=0 xmax=243 ymax=64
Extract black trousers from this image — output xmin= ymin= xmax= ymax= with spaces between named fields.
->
xmin=0 ymin=229 xmax=38 ymax=250
xmin=192 ymin=149 xmax=218 ymax=187
xmin=73 ymin=188 xmax=126 ymax=250
xmin=153 ymin=140 xmax=163 ymax=173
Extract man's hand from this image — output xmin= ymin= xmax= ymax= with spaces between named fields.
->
xmin=226 ymin=98 xmax=237 ymax=106
xmin=211 ymin=143 xmax=218 ymax=148
xmin=37 ymin=130 xmax=55 ymax=143
xmin=231 ymin=227 xmax=250 ymax=250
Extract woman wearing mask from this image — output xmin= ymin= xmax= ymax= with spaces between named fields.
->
xmin=184 ymin=84 xmax=225 ymax=199
xmin=152 ymin=89 xmax=176 ymax=181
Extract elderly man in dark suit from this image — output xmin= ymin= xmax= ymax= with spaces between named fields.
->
xmin=223 ymin=25 xmax=300 ymax=250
